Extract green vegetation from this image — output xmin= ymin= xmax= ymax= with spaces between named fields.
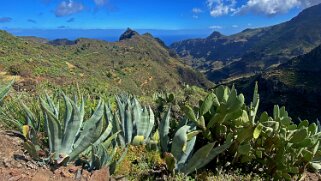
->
xmin=0 ymin=29 xmax=211 ymax=96
xmin=1 ymin=81 xmax=321 ymax=180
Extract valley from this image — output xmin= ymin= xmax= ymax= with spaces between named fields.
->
xmin=171 ymin=3 xmax=321 ymax=83
xmin=1 ymin=1 xmax=321 ymax=180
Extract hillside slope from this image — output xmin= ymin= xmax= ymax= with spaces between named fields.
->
xmin=231 ymin=45 xmax=321 ymax=121
xmin=171 ymin=3 xmax=321 ymax=82
xmin=0 ymin=29 xmax=212 ymax=95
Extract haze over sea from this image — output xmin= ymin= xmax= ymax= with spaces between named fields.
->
xmin=4 ymin=28 xmax=213 ymax=45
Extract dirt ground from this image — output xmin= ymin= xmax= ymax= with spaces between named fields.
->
xmin=0 ymin=128 xmax=111 ymax=181
xmin=301 ymin=172 xmax=321 ymax=181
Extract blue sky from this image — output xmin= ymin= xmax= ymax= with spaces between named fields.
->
xmin=0 ymin=0 xmax=320 ymax=42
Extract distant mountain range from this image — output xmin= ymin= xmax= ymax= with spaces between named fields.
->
xmin=171 ymin=3 xmax=321 ymax=83
xmin=5 ymin=29 xmax=212 ymax=45
xmin=0 ymin=28 xmax=211 ymax=95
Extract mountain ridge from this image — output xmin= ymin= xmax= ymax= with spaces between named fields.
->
xmin=170 ymin=3 xmax=321 ymax=83
xmin=0 ymin=29 xmax=212 ymax=94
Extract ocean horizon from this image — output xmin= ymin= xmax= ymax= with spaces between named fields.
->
xmin=3 ymin=28 xmax=214 ymax=45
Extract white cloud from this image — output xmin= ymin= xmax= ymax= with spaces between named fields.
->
xmin=238 ymin=0 xmax=300 ymax=15
xmin=207 ymin=0 xmax=237 ymax=17
xmin=192 ymin=8 xmax=203 ymax=13
xmin=55 ymin=0 xmax=84 ymax=17
xmin=193 ymin=15 xmax=199 ymax=19
xmin=94 ymin=0 xmax=107 ymax=6
xmin=207 ymin=0 xmax=321 ymax=17
xmin=232 ymin=24 xmax=238 ymax=28
xmin=300 ymin=0 xmax=321 ymax=7
xmin=209 ymin=25 xmax=223 ymax=29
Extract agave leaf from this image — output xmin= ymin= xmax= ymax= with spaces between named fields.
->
xmin=180 ymin=143 xmax=214 ymax=174
xmin=74 ymin=100 xmax=104 ymax=147
xmin=0 ymin=80 xmax=13 ymax=102
xmin=90 ymin=145 xmax=100 ymax=170
xmin=69 ymin=102 xmax=105 ymax=161
xmin=45 ymin=94 xmax=59 ymax=118
xmin=133 ymin=98 xmax=143 ymax=136
xmin=177 ymin=135 xmax=196 ymax=170
xmin=69 ymin=118 xmax=104 ymax=161
xmin=116 ymin=96 xmax=125 ymax=135
xmin=40 ymin=98 xmax=62 ymax=159
xmin=60 ymin=98 xmax=83 ymax=157
xmin=145 ymin=106 xmax=155 ymax=139
xmin=171 ymin=125 xmax=190 ymax=163
xmin=62 ymin=93 xmax=73 ymax=135
xmin=102 ymin=131 xmax=120 ymax=149
xmin=136 ymin=106 xmax=148 ymax=138
xmin=21 ymin=101 xmax=37 ymax=129
xmin=159 ymin=107 xmax=171 ymax=152
xmin=124 ymin=103 xmax=133 ymax=144
xmin=93 ymin=118 xmax=113 ymax=147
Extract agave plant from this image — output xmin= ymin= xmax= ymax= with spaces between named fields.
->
xmin=87 ymin=132 xmax=127 ymax=174
xmin=20 ymin=93 xmax=116 ymax=165
xmin=112 ymin=95 xmax=155 ymax=146
xmin=159 ymin=108 xmax=233 ymax=175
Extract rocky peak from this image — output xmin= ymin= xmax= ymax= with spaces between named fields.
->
xmin=207 ymin=31 xmax=224 ymax=39
xmin=119 ymin=28 xmax=139 ymax=41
